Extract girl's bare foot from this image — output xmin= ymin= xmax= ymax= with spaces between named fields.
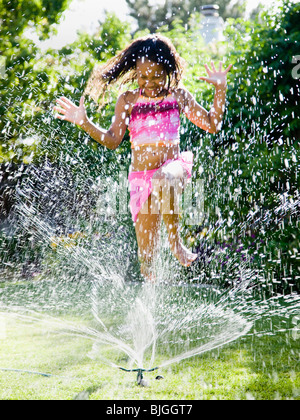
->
xmin=171 ymin=243 xmax=198 ymax=267
xmin=140 ymin=261 xmax=157 ymax=283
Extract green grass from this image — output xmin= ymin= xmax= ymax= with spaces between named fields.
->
xmin=0 ymin=316 xmax=299 ymax=400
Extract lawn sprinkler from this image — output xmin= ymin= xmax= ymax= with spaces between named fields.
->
xmin=119 ymin=366 xmax=161 ymax=386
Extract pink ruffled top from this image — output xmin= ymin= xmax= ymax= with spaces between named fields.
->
xmin=128 ymin=92 xmax=180 ymax=149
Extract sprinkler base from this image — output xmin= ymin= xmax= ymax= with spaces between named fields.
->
xmin=119 ymin=366 xmax=159 ymax=386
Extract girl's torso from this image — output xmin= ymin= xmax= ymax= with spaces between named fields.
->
xmin=125 ymin=89 xmax=183 ymax=172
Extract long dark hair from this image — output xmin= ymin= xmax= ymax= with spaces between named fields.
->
xmin=84 ymin=34 xmax=186 ymax=106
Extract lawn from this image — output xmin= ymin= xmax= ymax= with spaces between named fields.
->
xmin=0 ymin=314 xmax=299 ymax=400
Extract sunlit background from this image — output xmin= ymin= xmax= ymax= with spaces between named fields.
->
xmin=26 ymin=0 xmax=280 ymax=50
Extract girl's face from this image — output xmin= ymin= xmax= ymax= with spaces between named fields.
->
xmin=136 ymin=58 xmax=167 ymax=98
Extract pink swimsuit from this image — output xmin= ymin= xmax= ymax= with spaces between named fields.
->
xmin=128 ymin=92 xmax=193 ymax=222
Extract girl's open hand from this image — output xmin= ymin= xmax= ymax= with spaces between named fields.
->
xmin=199 ymin=61 xmax=232 ymax=88
xmin=53 ymin=96 xmax=87 ymax=126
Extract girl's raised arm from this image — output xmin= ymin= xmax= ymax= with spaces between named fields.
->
xmin=178 ymin=61 xmax=232 ymax=134
xmin=54 ymin=93 xmax=129 ymax=150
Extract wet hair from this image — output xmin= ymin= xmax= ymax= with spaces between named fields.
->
xmin=84 ymin=34 xmax=186 ymax=106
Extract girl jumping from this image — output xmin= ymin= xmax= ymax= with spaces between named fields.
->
xmin=54 ymin=34 xmax=232 ymax=281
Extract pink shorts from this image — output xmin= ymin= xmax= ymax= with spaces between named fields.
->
xmin=128 ymin=151 xmax=193 ymax=222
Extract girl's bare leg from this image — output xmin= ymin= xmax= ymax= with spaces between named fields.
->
xmin=135 ymin=161 xmax=198 ymax=281
xmin=152 ymin=163 xmax=198 ymax=267
xmin=134 ymin=194 xmax=161 ymax=281
xmin=161 ymin=186 xmax=198 ymax=267
xmin=162 ymin=211 xmax=197 ymax=267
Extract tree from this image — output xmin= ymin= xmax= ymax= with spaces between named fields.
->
xmin=0 ymin=0 xmax=73 ymax=165
xmin=0 ymin=0 xmax=72 ymax=40
xmin=125 ymin=0 xmax=247 ymax=33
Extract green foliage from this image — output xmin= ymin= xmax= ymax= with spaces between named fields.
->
xmin=0 ymin=11 xmax=131 ymax=167
xmin=125 ymin=0 xmax=247 ymax=33
xmin=199 ymin=0 xmax=300 ymax=291
xmin=0 ymin=0 xmax=72 ymax=40
xmin=62 ymin=13 xmax=132 ymax=62
xmin=0 ymin=1 xmax=299 ymax=292
xmin=0 ymin=11 xmax=136 ymax=277
xmin=0 ymin=0 xmax=71 ymax=164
